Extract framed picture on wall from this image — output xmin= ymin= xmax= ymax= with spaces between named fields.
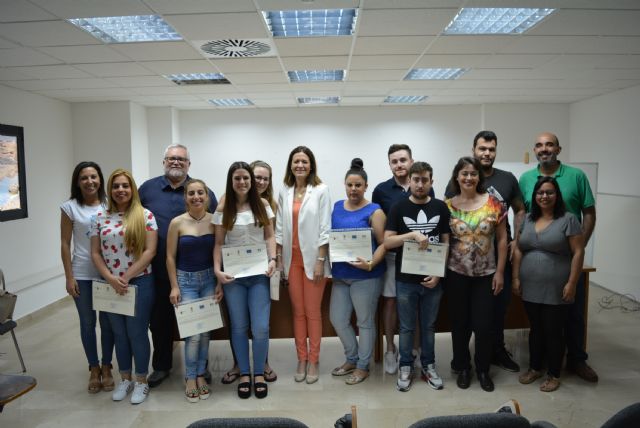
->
xmin=0 ymin=123 xmax=28 ymax=221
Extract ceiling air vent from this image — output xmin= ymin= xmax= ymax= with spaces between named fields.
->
xmin=193 ymin=39 xmax=276 ymax=58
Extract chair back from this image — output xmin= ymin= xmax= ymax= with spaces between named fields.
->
xmin=408 ymin=413 xmax=531 ymax=428
xmin=0 ymin=269 xmax=18 ymax=321
xmin=187 ymin=417 xmax=309 ymax=428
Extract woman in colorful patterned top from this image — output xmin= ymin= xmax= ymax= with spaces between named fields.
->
xmin=60 ymin=161 xmax=114 ymax=394
xmin=90 ymin=169 xmax=158 ymax=405
xmin=329 ymin=158 xmax=386 ymax=385
xmin=167 ymin=179 xmax=219 ymax=403
xmin=213 ymin=162 xmax=276 ymax=399
xmin=445 ymin=157 xmax=507 ymax=392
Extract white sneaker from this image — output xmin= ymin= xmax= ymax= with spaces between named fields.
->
xmin=422 ymin=363 xmax=444 ymax=390
xmin=112 ymin=379 xmax=133 ymax=401
xmin=496 ymin=399 xmax=521 ymax=415
xmin=384 ymin=349 xmax=398 ymax=374
xmin=130 ymin=382 xmax=149 ymax=404
xmin=396 ymin=366 xmax=413 ymax=392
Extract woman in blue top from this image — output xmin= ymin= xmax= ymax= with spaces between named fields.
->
xmin=167 ymin=179 xmax=220 ymax=403
xmin=329 ymin=158 xmax=386 ymax=385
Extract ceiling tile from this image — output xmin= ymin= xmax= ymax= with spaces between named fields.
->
xmin=0 ymin=0 xmax=57 ymax=22
xmin=358 ymin=8 xmax=457 ymax=36
xmin=29 ymin=0 xmax=153 ymax=18
xmin=140 ymin=59 xmax=217 ymax=74
xmin=256 ymin=0 xmax=359 ymax=10
xmin=282 ymin=56 xmax=349 ymax=70
xmin=10 ymin=64 xmax=92 ymax=79
xmin=144 ymin=0 xmax=257 ymax=14
xmin=0 ymin=68 xmax=32 ymax=81
xmin=342 ymin=81 xmax=395 ymax=95
xmin=211 ymin=57 xmax=283 ymax=73
xmin=251 ymin=98 xmax=297 ymax=108
xmin=274 ymin=37 xmax=353 ymax=57
xmin=529 ymin=10 xmax=640 ymax=37
xmin=164 ymin=13 xmax=269 ymax=40
xmin=364 ymin=0 xmax=463 ymax=8
xmin=39 ymin=45 xmax=130 ymax=63
xmin=104 ymin=76 xmax=173 ymax=87
xmin=0 ymin=47 xmax=62 ymax=66
xmin=427 ymin=35 xmax=513 ymax=55
xmin=0 ymin=37 xmax=19 ymax=48
xmin=181 ymin=85 xmax=243 ymax=95
xmin=348 ymin=69 xmax=406 ymax=81
xmin=6 ymin=77 xmax=116 ymax=90
xmin=111 ymin=42 xmax=202 ymax=61
xmin=74 ymin=62 xmax=153 ymax=77
xmin=37 ymin=87 xmax=134 ymax=98
xmin=353 ymin=36 xmax=434 ymax=55
xmin=415 ymin=54 xmax=486 ymax=68
xmin=225 ymin=72 xmax=288 ymax=84
xmin=130 ymin=86 xmax=188 ymax=96
xmin=0 ymin=20 xmax=101 ymax=46
xmin=350 ymin=55 xmax=418 ymax=70
xmin=340 ymin=96 xmax=385 ymax=106
xmin=242 ymin=92 xmax=293 ymax=99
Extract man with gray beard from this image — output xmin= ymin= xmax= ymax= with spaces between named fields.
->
xmin=139 ymin=144 xmax=217 ymax=387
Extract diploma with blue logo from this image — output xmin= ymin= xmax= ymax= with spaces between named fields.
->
xmin=221 ymin=243 xmax=268 ymax=278
xmin=92 ymin=281 xmax=137 ymax=316
xmin=401 ymin=241 xmax=449 ymax=277
xmin=174 ymin=297 xmax=224 ymax=338
xmin=329 ymin=228 xmax=373 ymax=263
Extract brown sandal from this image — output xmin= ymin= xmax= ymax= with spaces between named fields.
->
xmin=519 ymin=369 xmax=543 ymax=384
xmin=101 ymin=364 xmax=115 ymax=392
xmin=88 ymin=366 xmax=101 ymax=394
xmin=540 ymin=376 xmax=560 ymax=392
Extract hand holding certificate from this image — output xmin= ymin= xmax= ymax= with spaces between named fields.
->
xmin=400 ymin=241 xmax=449 ymax=278
xmin=174 ymin=297 xmax=224 ymax=339
xmin=92 ymin=281 xmax=137 ymax=316
xmin=221 ymin=243 xmax=268 ymax=279
xmin=329 ymin=228 xmax=373 ymax=263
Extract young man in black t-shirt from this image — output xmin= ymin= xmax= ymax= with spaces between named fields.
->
xmin=384 ymin=162 xmax=451 ymax=392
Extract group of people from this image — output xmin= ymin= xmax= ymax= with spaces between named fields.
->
xmin=60 ymin=131 xmax=597 ymax=405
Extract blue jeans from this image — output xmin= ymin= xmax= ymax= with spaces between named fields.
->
xmin=178 ymin=268 xmax=215 ymax=380
xmin=74 ymin=280 xmax=114 ymax=367
xmin=396 ymin=281 xmax=443 ymax=368
xmin=108 ymin=274 xmax=155 ymax=377
xmin=329 ymin=277 xmax=382 ymax=370
xmin=223 ymin=275 xmax=270 ymax=376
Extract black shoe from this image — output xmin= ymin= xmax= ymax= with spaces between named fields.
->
xmin=456 ymin=369 xmax=471 ymax=389
xmin=147 ymin=370 xmax=169 ymax=388
xmin=492 ymin=348 xmax=520 ymax=372
xmin=477 ymin=371 xmax=495 ymax=392
xmin=237 ymin=375 xmax=252 ymax=399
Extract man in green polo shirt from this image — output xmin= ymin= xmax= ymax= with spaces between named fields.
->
xmin=519 ymin=132 xmax=598 ymax=383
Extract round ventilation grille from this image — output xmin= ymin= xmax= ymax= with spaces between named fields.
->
xmin=200 ymin=39 xmax=271 ymax=57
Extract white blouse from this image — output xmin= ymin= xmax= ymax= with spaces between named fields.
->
xmin=212 ymin=205 xmax=274 ymax=245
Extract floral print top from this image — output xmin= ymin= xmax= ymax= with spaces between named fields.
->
xmin=91 ymin=209 xmax=158 ymax=278
xmin=446 ymin=195 xmax=505 ymax=277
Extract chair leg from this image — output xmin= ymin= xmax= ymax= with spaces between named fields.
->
xmin=10 ymin=329 xmax=26 ymax=373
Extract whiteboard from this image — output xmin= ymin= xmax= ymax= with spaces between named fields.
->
xmin=495 ymin=161 xmax=598 ymax=266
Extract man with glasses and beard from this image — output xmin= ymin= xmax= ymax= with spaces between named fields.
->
xmin=519 ymin=132 xmax=598 ymax=383
xmin=139 ymin=144 xmax=218 ymax=387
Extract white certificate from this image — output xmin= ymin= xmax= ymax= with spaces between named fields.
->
xmin=174 ymin=297 xmax=224 ymax=339
xmin=400 ymin=241 xmax=449 ymax=278
xmin=92 ymin=281 xmax=136 ymax=316
xmin=270 ymin=271 xmax=280 ymax=301
xmin=221 ymin=243 xmax=268 ymax=278
xmin=329 ymin=228 xmax=373 ymax=263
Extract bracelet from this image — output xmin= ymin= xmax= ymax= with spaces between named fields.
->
xmin=367 ymin=261 xmax=373 ymax=272
xmin=317 ymin=257 xmax=326 ymax=262
xmin=276 ymin=253 xmax=282 ymax=257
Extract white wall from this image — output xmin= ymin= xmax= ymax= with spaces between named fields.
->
xmin=570 ymin=84 xmax=640 ymax=298
xmin=146 ymin=106 xmax=179 ymax=179
xmin=129 ymin=102 xmax=149 ymax=185
xmin=0 ymin=85 xmax=73 ymax=318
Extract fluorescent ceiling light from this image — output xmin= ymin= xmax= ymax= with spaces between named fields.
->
xmin=164 ymin=73 xmax=229 ymax=85
xmin=384 ymin=95 xmax=428 ymax=104
xmin=208 ymin=99 xmax=254 ymax=107
xmin=262 ymin=9 xmax=357 ymax=37
xmin=404 ymin=68 xmax=468 ymax=80
xmin=288 ymin=70 xmax=345 ymax=82
xmin=444 ymin=8 xmax=555 ymax=34
xmin=297 ymin=97 xmax=340 ymax=105
xmin=68 ymin=15 xmax=181 ymax=43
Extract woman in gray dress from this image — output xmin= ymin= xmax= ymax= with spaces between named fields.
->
xmin=512 ymin=176 xmax=584 ymax=392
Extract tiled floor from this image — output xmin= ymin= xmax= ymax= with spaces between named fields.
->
xmin=1 ymin=284 xmax=638 ymax=427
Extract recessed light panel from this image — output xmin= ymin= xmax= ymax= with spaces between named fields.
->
xmin=288 ymin=70 xmax=345 ymax=82
xmin=404 ymin=68 xmax=468 ymax=80
xmin=68 ymin=15 xmax=182 ymax=43
xmin=208 ymin=98 xmax=254 ymax=107
xmin=165 ymin=73 xmax=230 ymax=85
xmin=443 ymin=8 xmax=555 ymax=35
xmin=297 ymin=97 xmax=340 ymax=105
xmin=384 ymin=95 xmax=428 ymax=104
xmin=262 ymin=9 xmax=357 ymax=37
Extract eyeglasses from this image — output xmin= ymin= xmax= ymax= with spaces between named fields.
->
xmin=164 ymin=156 xmax=188 ymax=163
xmin=535 ymin=190 xmax=556 ymax=197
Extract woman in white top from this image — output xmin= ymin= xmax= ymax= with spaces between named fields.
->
xmin=275 ymin=146 xmax=331 ymax=384
xmin=60 ymin=161 xmax=115 ymax=394
xmin=213 ymin=162 xmax=276 ymax=399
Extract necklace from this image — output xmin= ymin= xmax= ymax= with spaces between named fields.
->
xmin=295 ymin=187 xmax=306 ymax=199
xmin=188 ymin=211 xmax=207 ymax=223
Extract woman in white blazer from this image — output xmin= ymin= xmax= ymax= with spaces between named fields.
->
xmin=275 ymin=146 xmax=331 ymax=384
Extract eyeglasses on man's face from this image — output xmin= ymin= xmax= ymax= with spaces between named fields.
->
xmin=164 ymin=156 xmax=189 ymax=163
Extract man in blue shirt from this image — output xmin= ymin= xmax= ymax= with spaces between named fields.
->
xmin=139 ymin=144 xmax=217 ymax=387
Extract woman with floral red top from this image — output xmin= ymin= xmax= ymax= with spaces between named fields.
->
xmin=91 ymin=168 xmax=158 ymax=405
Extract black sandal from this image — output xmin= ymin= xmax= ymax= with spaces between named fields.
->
xmin=221 ymin=369 xmax=240 ymax=385
xmin=237 ymin=375 xmax=251 ymax=399
xmin=254 ymin=375 xmax=268 ymax=399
